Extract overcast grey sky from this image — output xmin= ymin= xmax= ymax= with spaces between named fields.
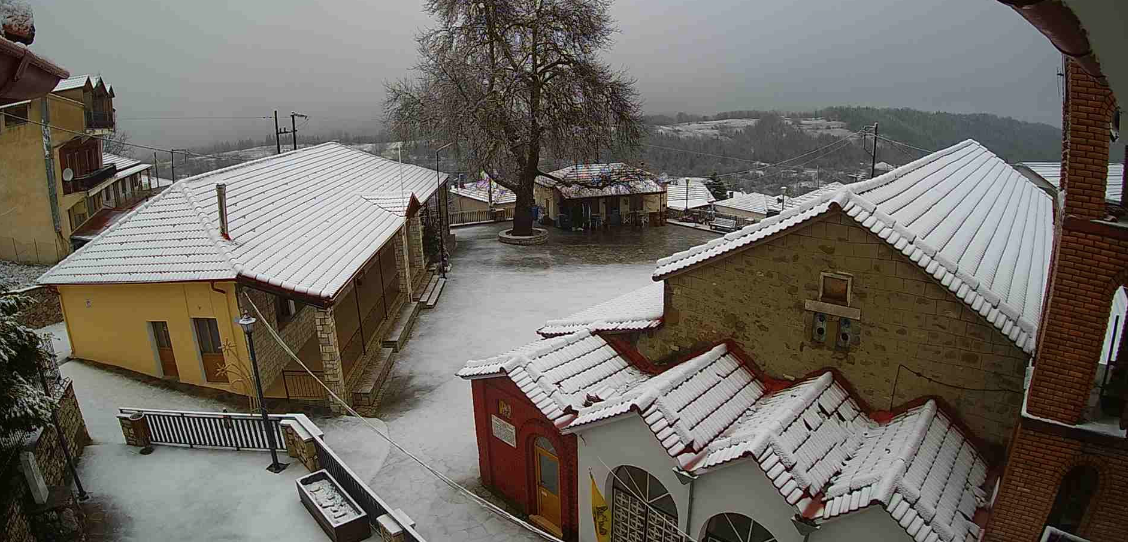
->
xmin=31 ymin=0 xmax=1061 ymax=150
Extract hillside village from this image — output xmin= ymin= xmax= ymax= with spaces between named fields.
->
xmin=2 ymin=2 xmax=1128 ymax=542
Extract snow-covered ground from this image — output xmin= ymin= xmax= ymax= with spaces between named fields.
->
xmin=655 ymin=116 xmax=853 ymax=139
xmin=0 ymin=260 xmax=49 ymax=290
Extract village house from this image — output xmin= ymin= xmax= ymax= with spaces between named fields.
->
xmin=534 ymin=163 xmax=666 ymax=229
xmin=0 ymin=74 xmax=158 ymax=264
xmin=37 ymin=143 xmax=451 ymax=413
xmin=459 ymin=139 xmax=1055 ymax=541
xmin=1017 ymin=160 xmax=1124 ymax=203
xmin=448 ymin=172 xmax=516 ymax=224
xmin=665 ymin=177 xmax=716 ymax=215
xmin=713 ymin=182 xmax=847 ymax=224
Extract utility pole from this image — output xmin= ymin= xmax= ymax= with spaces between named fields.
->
xmin=170 ymin=150 xmax=175 ymax=183
xmin=274 ymin=111 xmax=281 ymax=154
xmin=290 ymin=112 xmax=308 ymax=151
xmin=870 ymin=122 xmax=879 ymax=179
xmin=153 ymin=152 xmax=160 ymax=189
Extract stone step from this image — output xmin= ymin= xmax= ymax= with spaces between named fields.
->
xmin=381 ymin=301 xmax=420 ymax=352
xmin=423 ymin=277 xmax=446 ymax=309
xmin=351 ymin=347 xmax=396 ymax=407
xmin=419 ymin=275 xmax=440 ymax=309
xmin=411 ymin=272 xmax=434 ymax=302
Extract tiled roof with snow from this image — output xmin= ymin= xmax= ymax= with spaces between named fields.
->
xmin=455 ymin=329 xmax=651 ymax=427
xmin=538 ymin=282 xmax=664 ymax=337
xmin=1018 ymin=161 xmax=1123 ymax=203
xmin=39 ymin=143 xmax=448 ymax=301
xmin=535 ymin=163 xmax=664 ymax=199
xmin=52 ymin=74 xmax=92 ymax=92
xmin=450 ymin=174 xmax=516 ymax=205
xmin=666 ymin=178 xmax=716 ymax=210
xmin=655 ymin=140 xmax=1053 ymax=354
xmin=714 ymin=192 xmax=772 ymax=215
xmin=96 ymin=152 xmax=151 ymax=189
xmin=562 ymin=342 xmax=990 ymax=542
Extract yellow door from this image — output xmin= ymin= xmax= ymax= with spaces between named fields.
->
xmin=533 ymin=437 xmax=563 ymax=537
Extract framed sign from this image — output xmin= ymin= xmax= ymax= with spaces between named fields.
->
xmin=491 ymin=414 xmax=517 ymax=448
xmin=498 ymin=399 xmax=512 ymax=418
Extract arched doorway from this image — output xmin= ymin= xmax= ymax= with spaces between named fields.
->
xmin=701 ymin=513 xmax=777 ymax=542
xmin=610 ymin=465 xmax=681 ymax=542
xmin=1046 ymin=466 xmax=1099 ymax=535
xmin=531 ymin=436 xmax=563 ymax=537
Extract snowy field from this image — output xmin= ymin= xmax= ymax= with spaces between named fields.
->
xmin=0 ymin=260 xmax=49 ymax=290
xmin=655 ymin=116 xmax=853 ymax=139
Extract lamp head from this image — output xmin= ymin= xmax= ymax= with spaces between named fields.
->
xmin=237 ymin=311 xmax=256 ymax=334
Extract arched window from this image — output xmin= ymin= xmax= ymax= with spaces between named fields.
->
xmin=703 ymin=513 xmax=776 ymax=542
xmin=1046 ymin=466 xmax=1099 ymax=534
xmin=611 ymin=465 xmax=680 ymax=542
xmin=535 ymin=436 xmax=556 ymax=455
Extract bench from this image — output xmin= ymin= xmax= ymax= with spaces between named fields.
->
xmin=711 ymin=217 xmax=738 ymax=232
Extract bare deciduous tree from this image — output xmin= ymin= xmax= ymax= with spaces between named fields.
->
xmin=385 ymin=0 xmax=646 ymax=236
xmin=102 ymin=131 xmax=132 ymax=158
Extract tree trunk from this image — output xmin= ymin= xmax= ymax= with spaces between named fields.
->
xmin=511 ymin=169 xmax=537 ymax=236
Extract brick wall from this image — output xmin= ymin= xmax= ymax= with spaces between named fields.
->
xmin=638 ymin=210 xmax=1027 ymax=446
xmin=407 ymin=215 xmax=426 ymax=290
xmin=2 ymin=381 xmax=91 ymax=542
xmin=237 ymin=286 xmax=316 ymax=392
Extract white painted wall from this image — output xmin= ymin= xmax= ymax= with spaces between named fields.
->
xmin=576 ymin=416 xmax=690 ymax=542
xmin=689 ymin=459 xmax=803 ymax=542
xmin=808 ymin=505 xmax=913 ymax=542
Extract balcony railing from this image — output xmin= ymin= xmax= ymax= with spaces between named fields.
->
xmin=61 ymin=164 xmax=117 ymax=195
xmin=84 ymin=110 xmax=115 ymax=130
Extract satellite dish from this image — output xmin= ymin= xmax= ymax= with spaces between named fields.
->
xmin=62 ymin=168 xmax=74 ymax=182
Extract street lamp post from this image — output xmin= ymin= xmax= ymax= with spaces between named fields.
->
xmin=237 ymin=311 xmax=288 ymax=473
xmin=436 ymin=142 xmax=454 ymax=279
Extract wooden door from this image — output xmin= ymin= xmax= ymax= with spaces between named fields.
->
xmin=151 ymin=321 xmax=178 ymax=378
xmin=192 ymin=318 xmax=228 ymax=383
xmin=533 ymin=437 xmax=563 ymax=536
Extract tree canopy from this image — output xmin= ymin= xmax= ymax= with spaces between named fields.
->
xmin=0 ymin=296 xmax=53 ymax=436
xmin=385 ymin=0 xmax=646 ymax=235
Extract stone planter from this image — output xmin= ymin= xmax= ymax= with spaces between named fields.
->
xmin=297 ymin=470 xmax=370 ymax=542
xmin=498 ymin=227 xmax=548 ymax=246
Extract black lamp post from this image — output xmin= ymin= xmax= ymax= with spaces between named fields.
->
xmin=237 ymin=311 xmax=288 ymax=473
xmin=436 ymin=142 xmax=454 ymax=279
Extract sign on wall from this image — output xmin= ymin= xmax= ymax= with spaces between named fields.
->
xmin=491 ymin=414 xmax=517 ymax=448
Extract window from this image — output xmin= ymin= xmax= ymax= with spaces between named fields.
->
xmin=611 ymin=465 xmax=680 ymax=542
xmin=275 ymin=295 xmax=299 ymax=328
xmin=2 ymin=103 xmax=29 ymax=127
xmin=192 ymin=318 xmax=223 ymax=354
xmin=703 ymin=513 xmax=776 ymax=542
xmin=820 ymin=272 xmax=852 ymax=306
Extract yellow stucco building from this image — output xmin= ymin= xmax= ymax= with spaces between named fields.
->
xmin=39 ymin=143 xmax=449 ymax=412
xmin=0 ymin=75 xmax=152 ymax=264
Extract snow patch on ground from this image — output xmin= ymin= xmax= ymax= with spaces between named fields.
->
xmin=35 ymin=321 xmax=71 ymax=361
xmin=0 ymin=260 xmax=49 ymax=290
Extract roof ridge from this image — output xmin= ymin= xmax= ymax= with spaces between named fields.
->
xmin=179 ymin=141 xmax=341 ymax=187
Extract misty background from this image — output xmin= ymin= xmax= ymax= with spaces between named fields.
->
xmin=29 ymin=0 xmax=1062 ymax=150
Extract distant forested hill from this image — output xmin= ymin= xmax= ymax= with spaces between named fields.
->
xmin=817 ymin=106 xmax=1063 ymax=163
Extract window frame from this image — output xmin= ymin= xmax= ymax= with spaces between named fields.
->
xmin=819 ymin=272 xmax=853 ymax=306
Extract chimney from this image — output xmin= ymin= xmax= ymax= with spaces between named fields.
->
xmin=216 ymin=183 xmax=230 ymax=240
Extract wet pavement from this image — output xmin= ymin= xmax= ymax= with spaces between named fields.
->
xmin=367 ymin=222 xmax=716 ymax=541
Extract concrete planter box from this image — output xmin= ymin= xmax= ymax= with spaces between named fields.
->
xmin=297 ymin=470 xmax=370 ymax=542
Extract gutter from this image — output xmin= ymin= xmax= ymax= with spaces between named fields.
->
xmin=0 ymin=36 xmax=68 ymax=105
xmin=996 ymin=0 xmax=1108 ymax=85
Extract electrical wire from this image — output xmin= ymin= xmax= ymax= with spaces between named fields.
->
xmin=895 ymin=364 xmax=1023 ymax=396
xmin=241 ymin=293 xmax=562 ymax=542
xmin=117 ymin=116 xmax=272 ymax=120
xmin=873 ymin=135 xmax=932 ymax=155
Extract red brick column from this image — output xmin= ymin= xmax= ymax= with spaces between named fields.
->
xmin=1026 ymin=61 xmax=1121 ymax=424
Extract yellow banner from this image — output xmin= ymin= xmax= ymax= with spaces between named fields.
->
xmin=591 ymin=472 xmax=611 ymax=542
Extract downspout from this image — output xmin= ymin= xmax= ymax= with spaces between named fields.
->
xmin=672 ymin=467 xmax=698 ymax=537
xmin=40 ymin=98 xmax=61 ymax=235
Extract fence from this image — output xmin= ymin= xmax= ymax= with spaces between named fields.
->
xmin=118 ymin=408 xmax=286 ymax=451
xmin=116 ymin=408 xmax=425 ymax=541
xmin=0 ymin=236 xmax=68 ymax=265
xmin=282 ymin=370 xmax=328 ymax=401
xmin=665 ymin=209 xmax=757 ymax=230
xmin=448 ymin=207 xmax=514 ymax=226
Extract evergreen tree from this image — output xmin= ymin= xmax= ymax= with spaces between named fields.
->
xmin=0 ymin=296 xmax=54 ymax=436
xmin=706 ymin=172 xmax=727 ymax=200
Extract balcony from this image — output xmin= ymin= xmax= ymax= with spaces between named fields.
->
xmin=61 ymin=163 xmax=116 ymax=195
xmin=84 ymin=109 xmax=114 ymax=131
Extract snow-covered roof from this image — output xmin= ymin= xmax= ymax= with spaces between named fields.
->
xmin=39 ymin=143 xmax=448 ymax=302
xmin=655 ymin=140 xmax=1054 ymax=354
xmin=535 ymin=163 xmax=664 ymax=199
xmin=450 ymin=174 xmax=515 ymax=205
xmin=563 ymin=341 xmax=991 ymax=542
xmin=714 ymin=192 xmax=773 ymax=215
xmin=666 ymin=178 xmax=716 ymax=211
xmin=874 ymin=161 xmax=896 ymax=172
xmin=88 ymin=152 xmax=151 ymax=194
xmin=52 ymin=74 xmax=92 ymax=92
xmin=456 ymin=329 xmax=651 ymax=427
xmin=538 ymin=282 xmax=664 ymax=337
xmin=1018 ymin=161 xmax=1123 ymax=203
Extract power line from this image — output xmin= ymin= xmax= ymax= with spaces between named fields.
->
xmin=118 ymin=116 xmax=272 ymax=120
xmin=242 ymin=294 xmax=563 ymax=542
xmin=874 ymin=135 xmax=932 ymax=154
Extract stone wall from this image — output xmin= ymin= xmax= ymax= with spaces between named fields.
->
xmin=2 ymin=381 xmax=91 ymax=542
xmin=407 ymin=216 xmax=425 ymax=291
xmin=6 ymin=286 xmax=63 ymax=329
xmin=237 ymin=286 xmax=317 ymax=392
xmin=638 ymin=209 xmax=1027 ymax=447
xmin=314 ymin=307 xmax=348 ymax=414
